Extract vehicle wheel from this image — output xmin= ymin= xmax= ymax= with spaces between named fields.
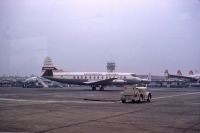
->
xmin=147 ymin=94 xmax=151 ymax=102
xmin=100 ymin=87 xmax=104 ymax=91
xmin=132 ymin=100 xmax=135 ymax=103
xmin=139 ymin=95 xmax=143 ymax=103
xmin=121 ymin=99 xmax=126 ymax=103
xmin=92 ymin=86 xmax=96 ymax=91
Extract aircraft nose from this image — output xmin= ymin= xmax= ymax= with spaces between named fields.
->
xmin=135 ymin=77 xmax=142 ymax=81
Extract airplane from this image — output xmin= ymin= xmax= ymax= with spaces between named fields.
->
xmin=167 ymin=69 xmax=200 ymax=83
xmin=41 ymin=57 xmax=149 ymax=91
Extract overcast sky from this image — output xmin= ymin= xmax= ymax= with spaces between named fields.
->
xmin=0 ymin=0 xmax=200 ymax=76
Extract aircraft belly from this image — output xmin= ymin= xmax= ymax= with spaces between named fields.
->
xmin=125 ymin=79 xmax=141 ymax=84
xmin=47 ymin=77 xmax=87 ymax=85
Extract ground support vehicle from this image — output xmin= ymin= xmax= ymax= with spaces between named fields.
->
xmin=121 ymin=86 xmax=152 ymax=103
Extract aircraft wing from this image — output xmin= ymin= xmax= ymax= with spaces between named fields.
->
xmin=84 ymin=78 xmax=117 ymax=86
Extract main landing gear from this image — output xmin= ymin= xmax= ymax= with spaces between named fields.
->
xmin=91 ymin=85 xmax=105 ymax=91
xmin=92 ymin=86 xmax=96 ymax=91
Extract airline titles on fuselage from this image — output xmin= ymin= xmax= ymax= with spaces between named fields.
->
xmin=83 ymin=73 xmax=124 ymax=80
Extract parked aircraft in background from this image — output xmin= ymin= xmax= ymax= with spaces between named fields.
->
xmin=23 ymin=76 xmax=48 ymax=88
xmin=168 ymin=70 xmax=200 ymax=83
xmin=23 ymin=76 xmax=63 ymax=88
xmin=42 ymin=57 xmax=149 ymax=91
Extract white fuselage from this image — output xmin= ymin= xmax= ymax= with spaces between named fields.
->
xmin=53 ymin=72 xmax=136 ymax=80
xmin=46 ymin=71 xmax=143 ymax=85
xmin=41 ymin=57 xmax=147 ymax=90
xmin=189 ymin=74 xmax=200 ymax=80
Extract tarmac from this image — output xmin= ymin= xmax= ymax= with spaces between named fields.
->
xmin=0 ymin=86 xmax=199 ymax=133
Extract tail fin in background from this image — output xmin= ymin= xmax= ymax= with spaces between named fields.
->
xmin=177 ymin=70 xmax=182 ymax=76
xmin=164 ymin=69 xmax=169 ymax=79
xmin=42 ymin=57 xmax=57 ymax=77
xmin=189 ymin=70 xmax=194 ymax=76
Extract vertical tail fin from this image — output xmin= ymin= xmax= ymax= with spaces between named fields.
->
xmin=42 ymin=57 xmax=57 ymax=77
xmin=164 ymin=69 xmax=169 ymax=79
xmin=188 ymin=70 xmax=194 ymax=76
xmin=177 ymin=70 xmax=182 ymax=76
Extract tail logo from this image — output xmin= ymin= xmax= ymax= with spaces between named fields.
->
xmin=42 ymin=57 xmax=57 ymax=71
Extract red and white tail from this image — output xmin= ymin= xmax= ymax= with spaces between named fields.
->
xmin=188 ymin=70 xmax=194 ymax=76
xmin=177 ymin=70 xmax=182 ymax=76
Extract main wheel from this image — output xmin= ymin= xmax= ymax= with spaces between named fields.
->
xmin=100 ymin=86 xmax=104 ymax=91
xmin=92 ymin=86 xmax=96 ymax=91
xmin=121 ymin=99 xmax=126 ymax=103
xmin=132 ymin=100 xmax=136 ymax=103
